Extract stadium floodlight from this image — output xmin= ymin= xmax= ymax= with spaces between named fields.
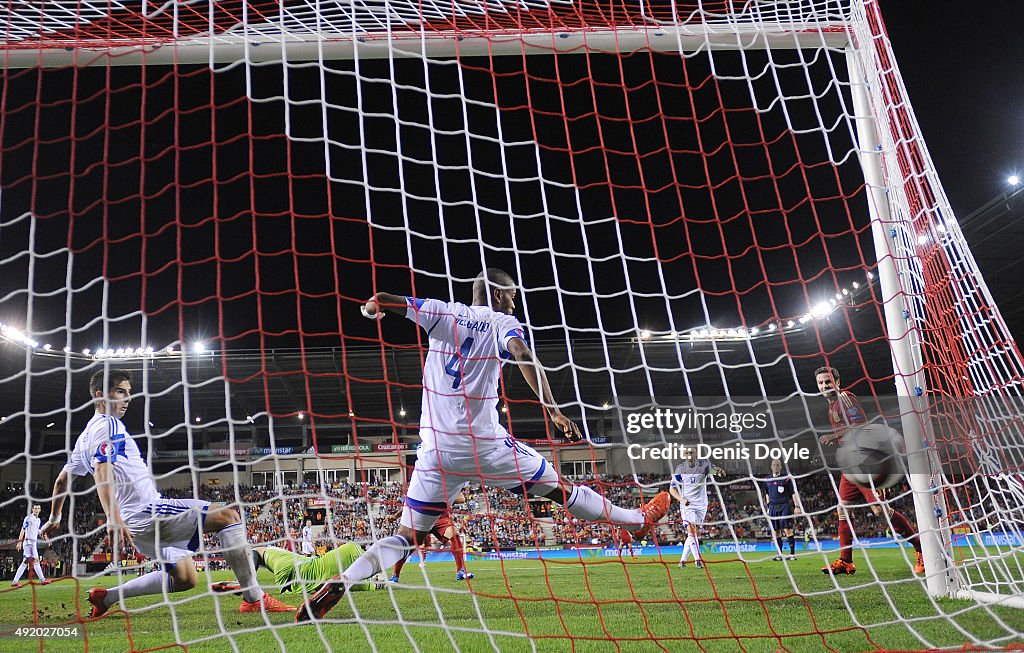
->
xmin=1009 ymin=175 xmax=1020 ymax=186
xmin=640 ymin=329 xmax=652 ymax=339
xmin=194 ymin=417 xmax=202 ymax=423
xmin=45 ymin=422 xmax=54 ymax=428
xmin=852 ymin=282 xmax=860 ymax=289
xmin=767 ymin=323 xmax=777 ymax=332
xmin=398 ymin=408 xmax=406 ymax=417
xmin=192 ymin=342 xmax=206 ymax=353
xmin=297 ymin=412 xmax=305 ymax=420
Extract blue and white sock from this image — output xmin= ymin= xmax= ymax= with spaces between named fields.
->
xmin=565 ymin=486 xmax=644 ymax=530
xmin=104 ymin=569 xmax=174 ymax=606
xmin=219 ymin=522 xmax=263 ymax=603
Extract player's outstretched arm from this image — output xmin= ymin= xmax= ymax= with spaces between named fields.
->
xmin=94 ymin=461 xmax=135 ymax=548
xmin=39 ymin=469 xmax=70 ymax=538
xmin=669 ymin=486 xmax=682 ymax=504
xmin=361 ymin=292 xmax=409 ymax=319
xmin=507 ymin=337 xmax=582 ymax=441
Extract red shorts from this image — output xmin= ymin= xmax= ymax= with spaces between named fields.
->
xmin=431 ymin=514 xmax=454 ymax=542
xmin=838 ymin=475 xmax=879 ymax=505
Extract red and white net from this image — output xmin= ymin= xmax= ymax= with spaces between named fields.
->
xmin=1 ymin=1 xmax=1021 ymax=650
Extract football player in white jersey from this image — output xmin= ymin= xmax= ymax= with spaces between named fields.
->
xmin=301 ymin=520 xmax=316 ymax=556
xmin=40 ymin=369 xmax=294 ymax=618
xmin=11 ymin=504 xmax=49 ymax=587
xmin=669 ymin=447 xmax=725 ymax=569
xmin=293 ymin=269 xmax=672 ymax=622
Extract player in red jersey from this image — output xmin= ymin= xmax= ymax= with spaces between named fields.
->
xmin=815 ymin=367 xmax=925 ymax=576
xmin=389 ymin=511 xmax=474 ymax=582
xmin=390 ymin=492 xmax=474 ymax=582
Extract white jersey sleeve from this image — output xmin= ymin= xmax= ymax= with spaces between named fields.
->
xmin=63 ymin=414 xmax=118 ymax=477
xmin=405 ymin=297 xmax=454 ymax=338
xmin=65 ymin=414 xmax=161 ymax=519
xmin=497 ymin=320 xmax=527 ymax=359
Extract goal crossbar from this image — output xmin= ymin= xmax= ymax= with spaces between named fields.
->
xmin=2 ymin=22 xmax=853 ymax=68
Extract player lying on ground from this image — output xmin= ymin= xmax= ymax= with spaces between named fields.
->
xmin=390 ymin=507 xmax=474 ymax=583
xmin=11 ymin=504 xmax=50 ymax=587
xmin=670 ymin=449 xmax=725 ymax=570
xmin=763 ymin=458 xmax=802 ymax=561
xmin=40 ymin=369 xmax=294 ymax=618
xmin=814 ymin=366 xmax=924 ymax=576
xmin=212 ymin=542 xmax=385 ymax=596
xmin=293 ymin=268 xmax=671 ymax=622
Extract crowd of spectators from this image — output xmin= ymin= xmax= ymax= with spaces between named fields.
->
xmin=0 ymin=469 xmax=933 ymax=576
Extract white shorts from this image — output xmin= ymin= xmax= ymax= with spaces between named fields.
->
xmin=681 ymin=504 xmax=708 ymax=527
xmin=21 ymin=541 xmax=39 ymax=560
xmin=301 ymin=541 xmax=316 ymax=555
xmin=128 ymin=499 xmax=211 ymax=566
xmin=402 ymin=437 xmax=558 ymax=531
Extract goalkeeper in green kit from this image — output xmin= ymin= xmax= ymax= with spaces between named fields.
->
xmin=212 ymin=542 xmax=384 ymax=597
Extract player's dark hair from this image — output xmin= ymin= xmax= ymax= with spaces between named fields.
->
xmin=89 ymin=368 xmax=133 ymax=398
xmin=814 ymin=366 xmax=839 ymax=383
xmin=472 ymin=268 xmax=516 ymax=305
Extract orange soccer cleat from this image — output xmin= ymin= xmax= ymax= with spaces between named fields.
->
xmin=914 ymin=552 xmax=925 ymax=574
xmin=239 ymin=593 xmax=296 ymax=613
xmin=631 ymin=492 xmax=672 ymax=540
xmin=821 ymin=558 xmax=857 ymax=575
xmin=87 ymin=587 xmax=111 ymax=619
xmin=294 ymin=578 xmax=347 ymax=623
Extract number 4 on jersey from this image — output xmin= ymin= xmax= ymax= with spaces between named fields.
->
xmin=444 ymin=337 xmax=475 ymax=389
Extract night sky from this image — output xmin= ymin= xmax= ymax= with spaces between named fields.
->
xmin=882 ymin=2 xmax=1024 ymax=216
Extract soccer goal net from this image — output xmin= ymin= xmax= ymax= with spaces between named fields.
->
xmin=1 ymin=0 xmax=1022 ymax=651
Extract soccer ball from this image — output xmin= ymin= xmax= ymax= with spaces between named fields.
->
xmin=836 ymin=423 xmax=906 ymax=489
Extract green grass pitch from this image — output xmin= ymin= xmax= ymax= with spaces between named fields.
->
xmin=1 ymin=550 xmax=1021 ymax=652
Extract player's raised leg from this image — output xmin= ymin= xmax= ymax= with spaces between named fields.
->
xmin=488 ymin=438 xmax=671 ymax=541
